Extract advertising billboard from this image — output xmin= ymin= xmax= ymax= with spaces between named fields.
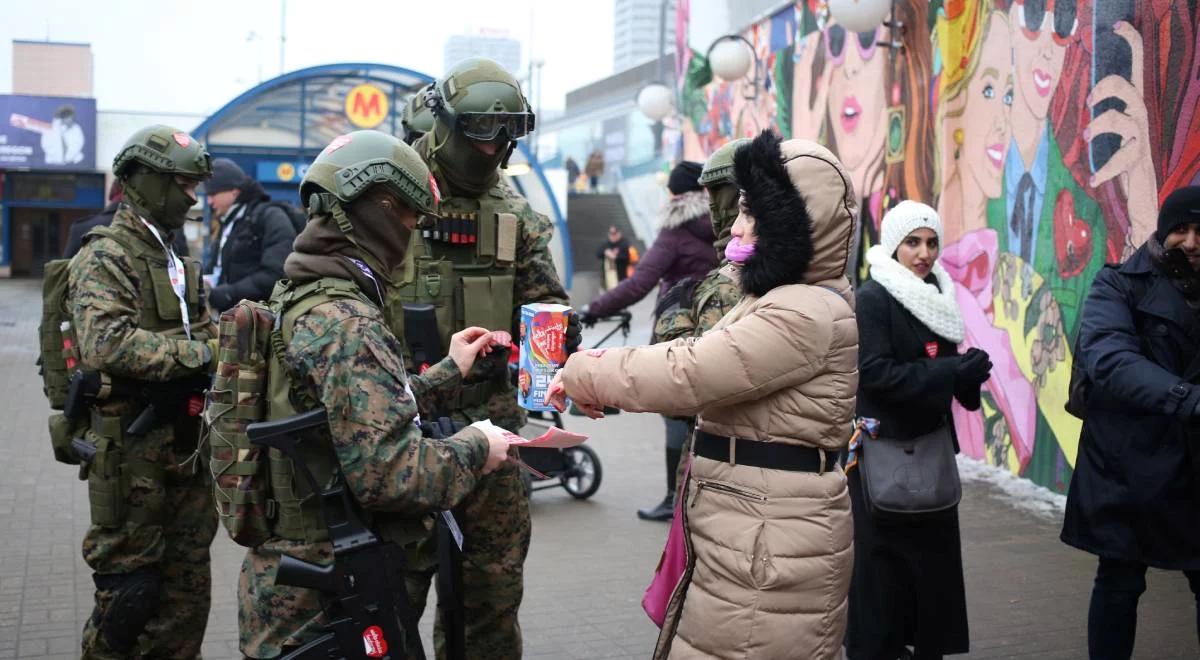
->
xmin=0 ymin=94 xmax=97 ymax=170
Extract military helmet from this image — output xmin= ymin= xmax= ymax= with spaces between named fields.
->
xmin=301 ymin=130 xmax=437 ymax=216
xmin=112 ymin=124 xmax=212 ymax=180
xmin=401 ymin=84 xmax=435 ymax=144
xmin=699 ymin=138 xmax=750 ymax=188
xmin=426 ymin=57 xmax=535 ymax=141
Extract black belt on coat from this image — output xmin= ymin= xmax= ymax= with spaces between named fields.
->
xmin=693 ymin=430 xmax=825 ymax=473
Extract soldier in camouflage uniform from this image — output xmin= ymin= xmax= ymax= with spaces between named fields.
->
xmin=653 ymin=138 xmax=748 ymax=488
xmin=398 ymin=57 xmax=579 ymax=658
xmin=238 ymin=130 xmax=514 ymax=659
xmin=68 ymin=125 xmax=218 ymax=659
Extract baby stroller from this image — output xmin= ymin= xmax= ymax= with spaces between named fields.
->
xmin=513 ymin=312 xmax=631 ymax=499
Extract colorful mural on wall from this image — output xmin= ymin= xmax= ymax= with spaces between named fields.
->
xmin=674 ymin=0 xmax=1200 ymax=493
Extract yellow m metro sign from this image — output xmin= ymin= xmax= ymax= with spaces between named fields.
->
xmin=344 ymin=83 xmax=389 ymax=129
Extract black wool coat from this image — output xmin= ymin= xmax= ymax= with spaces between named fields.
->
xmin=845 ymin=277 xmax=975 ymax=659
xmin=1061 ymin=244 xmax=1200 ymax=570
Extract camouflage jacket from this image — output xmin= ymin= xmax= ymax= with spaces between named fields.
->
xmin=653 ymin=261 xmax=742 ymax=343
xmin=240 ymin=294 xmax=489 ymax=658
xmin=68 ymin=206 xmax=215 ymax=419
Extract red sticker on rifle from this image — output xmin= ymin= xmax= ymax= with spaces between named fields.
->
xmin=362 ymin=625 xmax=387 ymax=657
xmin=924 ymin=342 xmax=938 ymax=358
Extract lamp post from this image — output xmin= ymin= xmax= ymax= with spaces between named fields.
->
xmin=633 ymin=0 xmax=674 ymax=158
xmin=706 ymin=34 xmax=758 ymax=99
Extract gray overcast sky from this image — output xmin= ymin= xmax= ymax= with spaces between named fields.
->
xmin=0 ymin=0 xmax=614 ymax=115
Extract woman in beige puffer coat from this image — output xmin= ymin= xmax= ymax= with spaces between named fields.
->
xmin=548 ymin=131 xmax=859 ymax=659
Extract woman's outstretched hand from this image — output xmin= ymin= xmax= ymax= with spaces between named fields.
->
xmin=543 ymin=369 xmax=607 ymax=418
xmin=544 ymin=369 xmax=569 ymax=411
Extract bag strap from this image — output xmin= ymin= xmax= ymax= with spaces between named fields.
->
xmin=269 ymin=278 xmax=373 ymax=410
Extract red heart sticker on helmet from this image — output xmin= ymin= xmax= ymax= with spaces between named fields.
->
xmin=325 ymin=134 xmax=353 ymax=154
xmin=172 ymin=132 xmax=191 ymax=148
xmin=361 ymin=625 xmax=387 ymax=657
xmin=428 ymin=173 xmax=442 ymax=204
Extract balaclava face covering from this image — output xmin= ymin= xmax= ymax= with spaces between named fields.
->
xmin=707 ymin=182 xmax=740 ymax=255
xmin=284 ymin=187 xmax=414 ymax=304
xmin=429 ymin=118 xmax=507 ymax=197
xmin=124 ymin=168 xmax=196 ymax=230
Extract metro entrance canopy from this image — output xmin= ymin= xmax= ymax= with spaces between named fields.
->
xmin=192 ymin=62 xmax=572 ymax=283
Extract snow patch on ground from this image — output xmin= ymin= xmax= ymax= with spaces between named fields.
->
xmin=957 ymin=455 xmax=1067 ymax=520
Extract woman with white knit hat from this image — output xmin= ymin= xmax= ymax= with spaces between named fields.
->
xmin=845 ymin=201 xmax=991 ymax=660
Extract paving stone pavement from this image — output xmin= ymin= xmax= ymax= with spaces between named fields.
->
xmin=0 ymin=279 xmax=1195 ymax=659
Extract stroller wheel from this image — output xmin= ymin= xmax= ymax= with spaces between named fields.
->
xmin=560 ymin=445 xmax=602 ymax=499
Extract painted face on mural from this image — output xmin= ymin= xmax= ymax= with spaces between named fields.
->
xmin=825 ymin=23 xmax=887 ymax=170
xmin=1009 ymin=0 xmax=1077 ymax=121
xmin=963 ymin=12 xmax=1015 ymax=198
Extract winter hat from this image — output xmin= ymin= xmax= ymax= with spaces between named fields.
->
xmin=880 ymin=200 xmax=943 ymax=257
xmin=667 ymin=160 xmax=704 ymax=195
xmin=1156 ymin=185 xmax=1200 ymax=241
xmin=203 ymin=158 xmax=248 ymax=195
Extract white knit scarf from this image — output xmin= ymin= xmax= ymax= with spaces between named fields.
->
xmin=865 ymin=244 xmax=964 ymax=343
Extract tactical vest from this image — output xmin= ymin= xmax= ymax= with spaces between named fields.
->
xmin=266 ymin=278 xmax=377 ymax=543
xmin=391 ymin=186 xmax=520 ymax=406
xmin=69 ymin=220 xmax=213 ymax=529
xmin=89 ymin=222 xmax=214 ymax=340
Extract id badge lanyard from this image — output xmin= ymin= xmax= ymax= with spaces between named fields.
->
xmin=139 ymin=217 xmax=192 ymax=339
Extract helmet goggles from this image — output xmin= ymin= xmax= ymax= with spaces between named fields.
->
xmin=456 ymin=111 xmax=536 ymax=141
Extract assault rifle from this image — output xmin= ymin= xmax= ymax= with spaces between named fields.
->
xmin=246 ymin=409 xmax=425 ymax=660
xmin=420 ymin=417 xmax=467 ymax=660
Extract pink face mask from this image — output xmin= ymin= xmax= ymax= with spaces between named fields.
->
xmin=725 ymin=235 xmax=756 ymax=263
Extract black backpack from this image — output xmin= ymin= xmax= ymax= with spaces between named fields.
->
xmin=250 ymin=200 xmax=307 ymax=237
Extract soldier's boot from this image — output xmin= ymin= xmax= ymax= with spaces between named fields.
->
xmin=638 ymin=447 xmax=680 ymax=521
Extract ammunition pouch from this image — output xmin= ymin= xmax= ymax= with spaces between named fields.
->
xmin=85 ymin=411 xmax=167 ymax=529
xmin=48 ymin=412 xmax=87 ymax=465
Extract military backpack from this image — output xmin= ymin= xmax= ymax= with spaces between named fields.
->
xmin=205 ymin=277 xmax=369 ymax=547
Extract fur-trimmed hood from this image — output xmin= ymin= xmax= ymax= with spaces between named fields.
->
xmin=732 ymin=131 xmax=857 ymax=297
xmin=658 ymin=189 xmax=710 ymax=230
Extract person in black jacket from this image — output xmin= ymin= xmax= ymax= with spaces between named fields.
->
xmin=846 ymin=201 xmax=991 ymax=660
xmin=64 ymin=180 xmax=190 ymax=258
xmin=202 ymin=158 xmax=296 ymax=312
xmin=1061 ymin=185 xmax=1200 ymax=660
xmin=596 ymin=224 xmax=633 ymax=289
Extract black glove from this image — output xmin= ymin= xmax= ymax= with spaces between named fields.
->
xmin=208 ymin=285 xmax=234 ymax=314
xmin=955 ymin=348 xmax=992 ymax=385
xmin=565 ymin=310 xmax=584 ymax=354
xmin=577 ymin=304 xmax=597 ymax=328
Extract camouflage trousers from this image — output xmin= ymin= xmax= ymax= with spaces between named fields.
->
xmin=80 ymin=427 xmax=217 ymax=660
xmin=404 ymin=458 xmax=531 ymax=659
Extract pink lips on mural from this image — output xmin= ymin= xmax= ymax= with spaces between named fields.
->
xmin=1033 ymin=68 xmax=1053 ymax=97
xmin=986 ymin=143 xmax=1004 ymax=169
xmin=840 ymin=96 xmax=862 ymax=133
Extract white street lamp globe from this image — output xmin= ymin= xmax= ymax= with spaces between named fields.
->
xmin=637 ymin=83 xmax=674 ymax=122
xmin=709 ymin=37 xmax=753 ymax=81
xmin=828 ymin=0 xmax=892 ymax=33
